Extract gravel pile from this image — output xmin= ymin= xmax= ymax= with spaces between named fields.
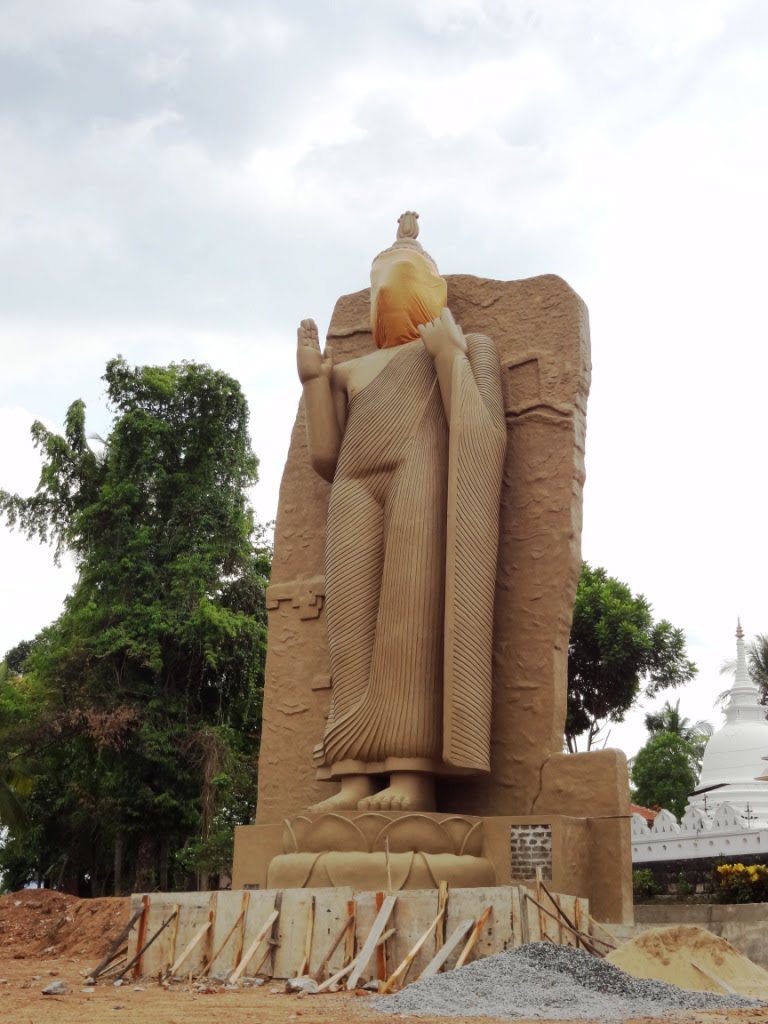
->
xmin=375 ymin=942 xmax=761 ymax=1020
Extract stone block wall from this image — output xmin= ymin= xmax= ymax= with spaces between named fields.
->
xmin=510 ymin=823 xmax=552 ymax=879
xmin=635 ymin=853 xmax=768 ymax=896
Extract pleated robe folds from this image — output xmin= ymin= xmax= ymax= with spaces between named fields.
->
xmin=314 ymin=334 xmax=507 ymax=778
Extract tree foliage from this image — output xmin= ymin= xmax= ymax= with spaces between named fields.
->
xmin=566 ymin=564 xmax=697 ymax=751
xmin=3 ymin=640 xmax=33 ymax=676
xmin=644 ymin=699 xmax=712 ymax=769
xmin=631 ymin=732 xmax=699 ymax=818
xmin=0 ymin=358 xmax=269 ymax=894
xmin=0 ymin=662 xmax=36 ymax=833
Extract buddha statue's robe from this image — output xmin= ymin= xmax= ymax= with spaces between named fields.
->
xmin=313 ymin=331 xmax=507 ymax=779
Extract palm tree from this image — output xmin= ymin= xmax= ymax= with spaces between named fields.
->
xmin=644 ymin=699 xmax=713 ymax=768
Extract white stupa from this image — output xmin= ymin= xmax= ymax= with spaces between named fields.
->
xmin=687 ymin=621 xmax=768 ymax=827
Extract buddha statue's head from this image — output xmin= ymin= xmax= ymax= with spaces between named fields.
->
xmin=370 ymin=211 xmax=448 ymax=349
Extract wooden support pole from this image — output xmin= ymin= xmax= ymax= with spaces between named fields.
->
xmin=436 ymin=881 xmax=448 ymax=954
xmin=247 ymin=893 xmax=284 ymax=979
xmin=100 ymin=948 xmax=127 ymax=971
xmin=418 ymin=919 xmax=473 ymax=979
xmin=586 ymin=912 xmax=620 ymax=950
xmin=87 ymin=907 xmax=143 ymax=982
xmin=266 ymin=892 xmax=283 ymax=977
xmin=203 ymin=893 xmax=251 ymax=977
xmin=298 ymin=895 xmax=316 ymax=977
xmin=380 ymin=907 xmax=445 ymax=993
xmin=454 ymin=905 xmax=493 ymax=970
xmin=201 ymin=892 xmax=218 ymax=974
xmin=99 ymin=955 xmax=128 ymax=979
xmin=539 ymin=881 xmax=614 ymax=954
xmin=346 ymin=894 xmax=397 ymax=990
xmin=315 ymin=927 xmax=394 ymax=994
xmin=524 ymin=885 xmax=542 ymax=941
xmin=540 ymin=884 xmax=618 ymax=954
xmin=690 ymin=959 xmax=738 ymax=994
xmin=166 ymin=904 xmax=180 ymax=972
xmin=375 ymin=892 xmax=388 ymax=982
xmin=517 ymin=886 xmax=530 ymax=945
xmin=232 ymin=891 xmax=251 ymax=970
xmin=524 ymin=893 xmax=603 ymax=957
xmin=538 ymin=879 xmax=570 ymax=948
xmin=316 ymin=952 xmax=359 ymax=992
xmin=251 ymin=941 xmax=276 ymax=977
xmin=117 ymin=911 xmax=178 ymax=981
xmin=534 ymin=868 xmax=548 ymax=941
xmin=132 ymin=895 xmax=151 ymax=979
xmin=313 ymin=907 xmax=355 ymax=982
xmin=344 ymin=898 xmax=356 ymax=966
xmin=169 ymin=919 xmax=212 ymax=977
xmin=573 ymin=896 xmax=583 ymax=948
xmin=230 ymin=908 xmax=280 ymax=984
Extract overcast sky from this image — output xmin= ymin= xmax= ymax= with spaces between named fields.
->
xmin=1 ymin=0 xmax=766 ymax=759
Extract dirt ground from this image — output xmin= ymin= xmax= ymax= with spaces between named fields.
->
xmin=0 ymin=887 xmax=130 ymax=958
xmin=2 ymin=958 xmax=768 ymax=1024
xmin=3 ymin=891 xmax=768 ymax=1024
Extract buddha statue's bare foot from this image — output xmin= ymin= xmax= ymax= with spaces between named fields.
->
xmin=305 ymin=774 xmax=376 ymax=812
xmin=357 ymin=772 xmax=435 ymax=812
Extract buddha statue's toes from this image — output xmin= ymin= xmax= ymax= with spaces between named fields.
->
xmin=358 ymin=774 xmax=435 ymax=812
xmin=357 ymin=788 xmax=411 ymax=811
xmin=306 ymin=774 xmax=376 ymax=812
xmin=305 ymin=792 xmax=359 ymax=812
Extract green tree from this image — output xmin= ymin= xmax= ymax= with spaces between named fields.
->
xmin=3 ymin=640 xmax=33 ymax=675
xmin=631 ymin=732 xmax=698 ymax=818
xmin=566 ymin=564 xmax=697 ymax=751
xmin=0 ymin=661 xmax=36 ymax=834
xmin=0 ymin=755 xmax=32 ymax=832
xmin=644 ymin=699 xmax=712 ymax=769
xmin=0 ymin=358 xmax=269 ymax=894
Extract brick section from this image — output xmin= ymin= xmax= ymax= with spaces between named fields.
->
xmin=510 ymin=823 xmax=552 ymax=879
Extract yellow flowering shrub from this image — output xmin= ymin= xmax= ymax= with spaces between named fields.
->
xmin=716 ymin=862 xmax=768 ymax=903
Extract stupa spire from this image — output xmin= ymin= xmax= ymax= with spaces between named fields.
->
xmin=726 ymin=619 xmax=762 ymax=721
xmin=690 ymin=618 xmax=768 ymax=826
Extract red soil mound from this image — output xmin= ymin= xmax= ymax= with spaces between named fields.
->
xmin=0 ymin=887 xmax=129 ymax=959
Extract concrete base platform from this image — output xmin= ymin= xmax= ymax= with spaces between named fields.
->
xmin=233 ymin=811 xmax=633 ymax=925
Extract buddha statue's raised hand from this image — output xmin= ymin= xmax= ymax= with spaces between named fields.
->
xmin=417 ymin=307 xmax=468 ymax=359
xmin=297 ymin=318 xmax=334 ymax=384
xmin=417 ymin=308 xmax=468 ymax=423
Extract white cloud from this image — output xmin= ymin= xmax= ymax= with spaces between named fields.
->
xmin=0 ymin=0 xmax=192 ymax=52
xmin=1 ymin=0 xmax=767 ymax=759
xmin=0 ymin=407 xmax=77 ymax=655
xmin=131 ymin=49 xmax=190 ymax=86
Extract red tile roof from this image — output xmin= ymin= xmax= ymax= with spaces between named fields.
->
xmin=631 ymin=803 xmax=657 ymax=822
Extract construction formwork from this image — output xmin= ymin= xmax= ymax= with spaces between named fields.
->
xmin=118 ymin=883 xmax=612 ymax=990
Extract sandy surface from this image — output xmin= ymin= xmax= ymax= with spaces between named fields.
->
xmin=607 ymin=925 xmax=768 ymax=999
xmin=2 ymin=958 xmax=768 ymax=1024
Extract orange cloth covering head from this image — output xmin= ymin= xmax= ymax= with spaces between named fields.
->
xmin=370 ymin=212 xmax=447 ymax=350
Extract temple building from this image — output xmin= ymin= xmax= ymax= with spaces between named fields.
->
xmin=687 ymin=622 xmax=768 ymax=827
xmin=632 ymin=623 xmax=768 ymax=869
